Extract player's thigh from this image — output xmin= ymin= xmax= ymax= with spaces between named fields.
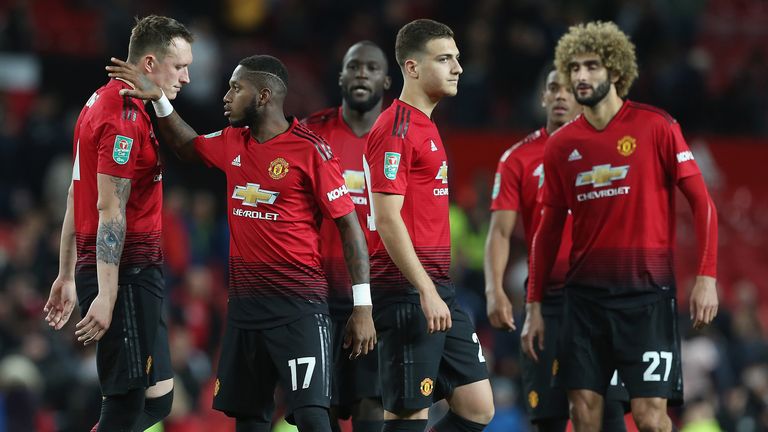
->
xmin=330 ymin=314 xmax=355 ymax=418
xmin=611 ymin=297 xmax=683 ymax=403
xmin=440 ymin=306 xmax=490 ymax=389
xmin=556 ymin=292 xmax=614 ymax=394
xmin=520 ymin=313 xmax=569 ymax=422
xmin=212 ymin=324 xmax=277 ymax=420
xmin=375 ymin=302 xmax=445 ymax=413
xmin=263 ymin=313 xmax=333 ymax=414
xmin=91 ymin=268 xmax=166 ymax=396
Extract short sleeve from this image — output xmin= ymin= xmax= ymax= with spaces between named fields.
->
xmin=310 ymin=156 xmax=355 ymax=219
xmin=194 ymin=128 xmax=232 ymax=170
xmin=541 ymin=143 xmax=568 ymax=208
xmin=365 ymin=127 xmax=412 ymax=195
xmin=490 ymin=150 xmax=524 ymax=211
xmin=659 ymin=121 xmax=701 ymax=183
xmin=95 ymin=104 xmax=145 ymax=179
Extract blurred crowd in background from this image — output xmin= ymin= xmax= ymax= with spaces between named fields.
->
xmin=0 ymin=0 xmax=767 ymax=431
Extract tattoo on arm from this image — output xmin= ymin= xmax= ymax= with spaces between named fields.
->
xmin=96 ymin=217 xmax=126 ymax=265
xmin=97 ymin=177 xmax=130 ymax=265
xmin=336 ymin=213 xmax=370 ymax=284
xmin=110 ymin=177 xmax=131 ymax=215
xmin=158 ymin=112 xmax=200 ymax=161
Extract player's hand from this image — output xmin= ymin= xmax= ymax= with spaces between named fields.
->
xmin=344 ymin=305 xmax=376 ymax=359
xmin=75 ymin=293 xmax=115 ymax=346
xmin=44 ymin=276 xmax=77 ymax=330
xmin=690 ymin=275 xmax=718 ymax=330
xmin=521 ymin=302 xmax=545 ymax=362
xmin=486 ymin=288 xmax=516 ymax=331
xmin=420 ymin=288 xmax=452 ymax=333
xmin=106 ymin=58 xmax=163 ymax=101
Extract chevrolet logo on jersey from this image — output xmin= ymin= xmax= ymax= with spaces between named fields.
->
xmin=232 ymin=183 xmax=279 ymax=207
xmin=575 ymin=164 xmax=629 ymax=188
xmin=435 ymin=161 xmax=448 ymax=184
xmin=343 ymin=170 xmax=366 ymax=193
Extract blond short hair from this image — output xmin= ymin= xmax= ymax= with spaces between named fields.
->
xmin=554 ymin=21 xmax=638 ymax=97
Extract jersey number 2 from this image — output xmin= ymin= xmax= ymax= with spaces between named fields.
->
xmin=288 ymin=357 xmax=316 ymax=391
xmin=471 ymin=333 xmax=486 ymax=363
xmin=642 ymin=351 xmax=672 ymax=382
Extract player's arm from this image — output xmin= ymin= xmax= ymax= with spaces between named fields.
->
xmin=678 ymin=174 xmax=719 ymax=329
xmin=45 ymin=180 xmax=78 ymax=330
xmin=372 ymin=192 xmax=452 ymax=333
xmin=74 ymin=173 xmax=131 ymax=346
xmin=522 ymin=204 xmax=567 ymax=362
xmin=106 ymin=58 xmax=200 ymax=162
xmin=334 ymin=211 xmax=376 ymax=358
xmin=483 ymin=209 xmax=518 ymax=331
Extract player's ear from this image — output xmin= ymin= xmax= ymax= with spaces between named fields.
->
xmin=338 ymin=72 xmax=343 ymax=88
xmin=141 ymin=55 xmax=156 ymax=74
xmin=609 ymin=70 xmax=620 ymax=84
xmin=404 ymin=59 xmax=418 ymax=79
xmin=384 ymin=75 xmax=392 ymax=91
xmin=258 ymin=87 xmax=272 ymax=107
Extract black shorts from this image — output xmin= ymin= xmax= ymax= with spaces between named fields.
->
xmin=556 ymin=292 xmax=683 ymax=404
xmin=213 ymin=313 xmax=333 ymax=420
xmin=76 ymin=266 xmax=172 ymax=396
xmin=521 ymin=312 xmax=630 ymax=422
xmin=375 ymin=302 xmax=489 ymax=412
xmin=330 ymin=313 xmax=381 ymax=418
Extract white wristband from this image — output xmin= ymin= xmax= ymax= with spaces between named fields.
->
xmin=352 ymin=283 xmax=372 ymax=306
xmin=151 ymin=91 xmax=174 ymax=117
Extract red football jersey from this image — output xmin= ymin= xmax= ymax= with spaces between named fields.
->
xmin=72 ymin=79 xmax=163 ymax=286
xmin=491 ymin=128 xmax=571 ymax=307
xmin=364 ymin=99 xmax=453 ymax=304
xmin=541 ymin=100 xmax=701 ymax=306
xmin=302 ymin=107 xmax=370 ymax=312
xmin=194 ymin=118 xmax=355 ymax=328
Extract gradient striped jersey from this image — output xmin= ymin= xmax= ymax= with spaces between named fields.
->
xmin=364 ymin=99 xmax=453 ymax=305
xmin=302 ymin=107 xmax=371 ymax=314
xmin=71 ymin=79 xmax=163 ymax=289
xmin=540 ymin=100 xmax=702 ymax=307
xmin=194 ymin=118 xmax=355 ymax=328
xmin=491 ymin=128 xmax=572 ymax=312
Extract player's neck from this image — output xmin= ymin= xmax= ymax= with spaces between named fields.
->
xmin=399 ymin=83 xmax=439 ymax=119
xmin=341 ymin=101 xmax=381 ymax=137
xmin=249 ymin=113 xmax=290 ymax=143
xmin=582 ymin=90 xmax=623 ymax=131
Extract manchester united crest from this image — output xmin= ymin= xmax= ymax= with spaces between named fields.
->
xmin=269 ymin=157 xmax=290 ymax=179
xmin=420 ymin=378 xmax=434 ymax=396
xmin=617 ymin=136 xmax=636 ymax=157
xmin=528 ymin=391 xmax=539 ymax=408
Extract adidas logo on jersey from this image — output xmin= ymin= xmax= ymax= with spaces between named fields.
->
xmin=231 ymin=155 xmax=241 ymax=166
xmin=430 ymin=140 xmax=438 ymax=152
xmin=568 ymin=149 xmax=582 ymax=161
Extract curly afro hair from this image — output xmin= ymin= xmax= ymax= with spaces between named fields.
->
xmin=554 ymin=21 xmax=638 ymax=98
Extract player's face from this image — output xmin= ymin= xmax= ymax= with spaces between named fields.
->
xmin=149 ymin=37 xmax=193 ymax=101
xmin=542 ymin=71 xmax=580 ymax=127
xmin=569 ymin=53 xmax=612 ymax=107
xmin=417 ymin=37 xmax=462 ymax=98
xmin=340 ymin=45 xmax=391 ymax=114
xmin=223 ymin=66 xmax=259 ymax=128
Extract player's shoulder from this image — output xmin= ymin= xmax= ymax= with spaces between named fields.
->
xmin=291 ymin=121 xmax=335 ymax=161
xmin=500 ymin=128 xmax=548 ymax=162
xmin=545 ymin=115 xmax=583 ymax=148
xmin=372 ymin=100 xmax=423 ymax=140
xmin=302 ymin=107 xmax=339 ymax=128
xmin=90 ymin=81 xmax=145 ymax=122
xmin=626 ymin=101 xmax=678 ymax=125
